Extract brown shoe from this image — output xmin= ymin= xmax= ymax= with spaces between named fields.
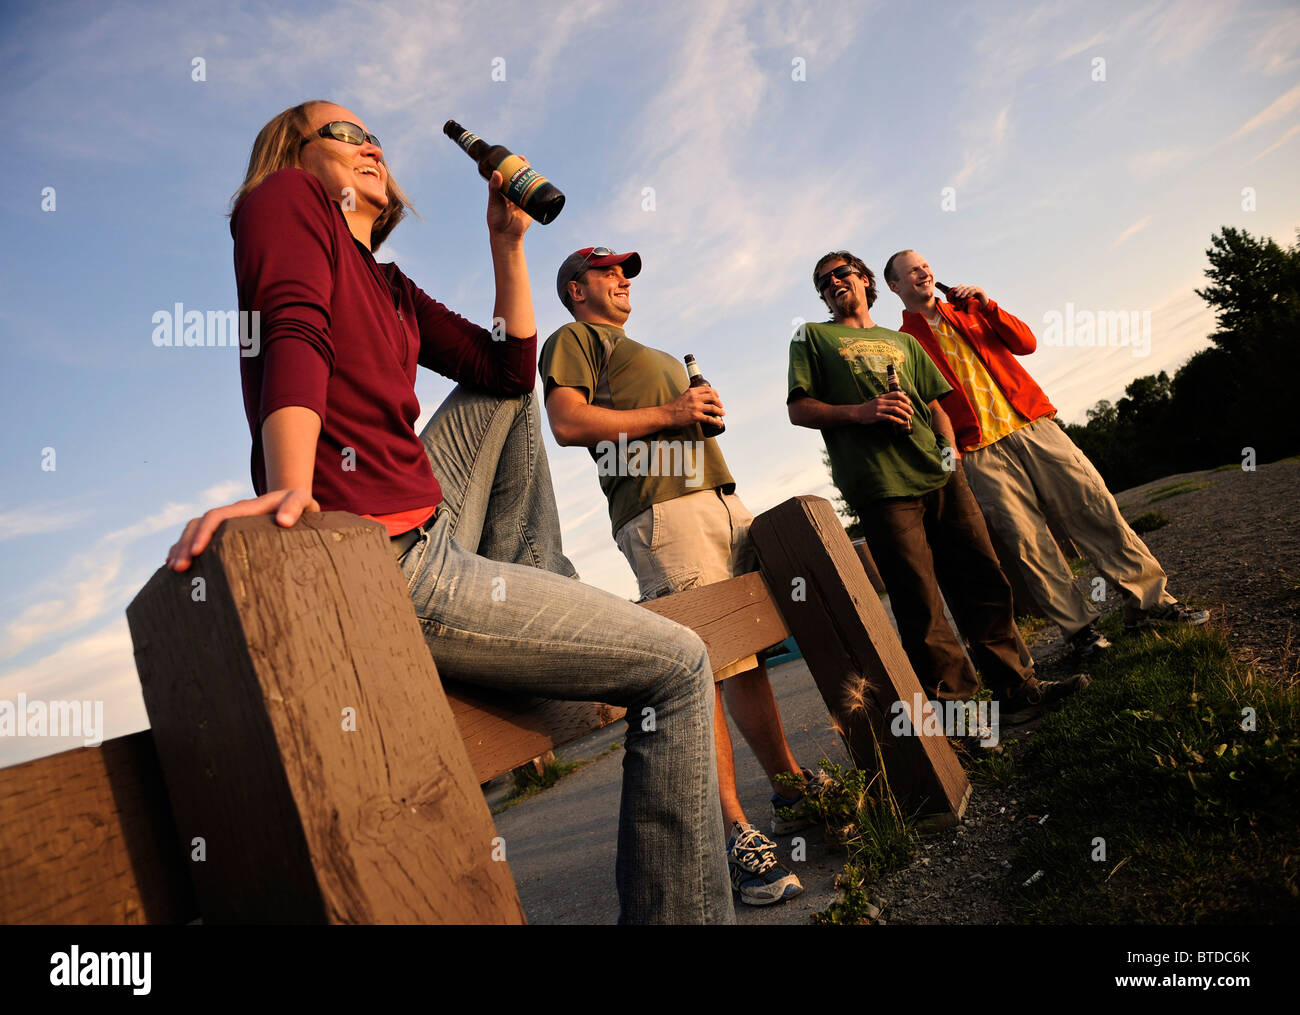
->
xmin=1001 ymin=673 xmax=1090 ymax=713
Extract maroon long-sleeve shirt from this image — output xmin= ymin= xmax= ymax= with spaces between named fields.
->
xmin=233 ymin=168 xmax=537 ymax=516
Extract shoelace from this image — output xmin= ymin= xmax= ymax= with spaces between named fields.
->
xmin=731 ymin=828 xmax=779 ymax=875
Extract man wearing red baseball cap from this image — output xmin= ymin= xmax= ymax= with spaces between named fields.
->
xmin=540 ymin=247 xmax=830 ymax=907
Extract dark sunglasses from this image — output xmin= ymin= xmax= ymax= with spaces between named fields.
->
xmin=310 ymin=121 xmax=382 ymax=149
xmin=816 ymin=264 xmax=859 ymax=294
xmin=570 ymin=246 xmax=616 ymax=282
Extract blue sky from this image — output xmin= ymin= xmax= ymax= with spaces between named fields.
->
xmin=1 ymin=0 xmax=1298 ymax=766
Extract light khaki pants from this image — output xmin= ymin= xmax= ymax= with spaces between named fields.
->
xmin=615 ymin=488 xmax=758 ymax=679
xmin=961 ymin=416 xmax=1175 ymax=635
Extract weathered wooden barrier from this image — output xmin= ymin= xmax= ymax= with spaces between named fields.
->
xmin=0 ymin=498 xmax=967 ymax=924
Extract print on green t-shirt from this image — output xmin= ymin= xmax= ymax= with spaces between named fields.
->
xmin=540 ymin=321 xmax=735 ymax=535
xmin=787 ymin=321 xmax=954 ymax=508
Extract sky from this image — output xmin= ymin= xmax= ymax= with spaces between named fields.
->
xmin=1 ymin=0 xmax=1298 ymax=767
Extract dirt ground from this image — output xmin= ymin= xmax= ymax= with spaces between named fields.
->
xmin=1111 ymin=458 xmax=1300 ymax=685
xmin=866 ymin=457 xmax=1299 ymax=925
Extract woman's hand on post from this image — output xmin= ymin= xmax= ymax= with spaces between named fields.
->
xmin=165 ymin=488 xmax=320 ymax=572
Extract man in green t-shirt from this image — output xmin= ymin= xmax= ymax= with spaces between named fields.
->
xmin=788 ymin=250 xmax=1088 ymax=712
xmin=541 ymin=246 xmax=829 ymax=907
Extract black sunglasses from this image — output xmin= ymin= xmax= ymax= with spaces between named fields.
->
xmin=816 ymin=264 xmax=859 ymax=294
xmin=310 ymin=121 xmax=382 ymax=149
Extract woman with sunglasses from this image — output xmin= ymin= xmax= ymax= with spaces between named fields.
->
xmin=164 ymin=101 xmax=733 ymax=924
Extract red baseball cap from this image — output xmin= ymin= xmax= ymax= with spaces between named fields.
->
xmin=557 ymin=247 xmax=642 ymax=308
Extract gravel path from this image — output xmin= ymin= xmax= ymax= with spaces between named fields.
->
xmin=862 ymin=458 xmax=1299 ymax=925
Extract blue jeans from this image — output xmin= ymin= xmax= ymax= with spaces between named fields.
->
xmin=398 ymin=385 xmax=735 ymax=924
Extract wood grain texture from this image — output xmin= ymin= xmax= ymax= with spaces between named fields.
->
xmin=446 ymin=685 xmax=626 ymax=783
xmin=0 ymin=732 xmax=197 ymax=924
xmin=126 ymin=512 xmax=524 ymax=924
xmin=640 ymin=571 xmax=790 ymax=678
xmin=750 ymin=497 xmax=969 ymax=822
xmin=6 ymin=521 xmax=808 ymax=924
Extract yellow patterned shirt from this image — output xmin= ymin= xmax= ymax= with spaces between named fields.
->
xmin=927 ymin=314 xmax=1030 ymax=450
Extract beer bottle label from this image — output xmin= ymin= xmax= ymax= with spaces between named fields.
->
xmin=453 ymin=129 xmax=481 ymax=153
xmin=496 ymin=154 xmax=546 ymax=206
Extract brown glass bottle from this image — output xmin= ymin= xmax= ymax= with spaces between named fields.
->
xmin=684 ymin=355 xmax=725 ymax=438
xmin=886 ymin=363 xmax=913 ymax=437
xmin=443 ymin=120 xmax=565 ymax=224
xmin=935 ymin=281 xmax=968 ymax=310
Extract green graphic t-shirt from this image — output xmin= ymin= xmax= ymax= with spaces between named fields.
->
xmin=787 ymin=322 xmax=954 ymax=507
xmin=540 ymin=322 xmax=735 ymax=535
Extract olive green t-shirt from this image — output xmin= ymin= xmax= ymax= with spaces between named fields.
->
xmin=787 ymin=322 xmax=954 ymax=507
xmin=540 ymin=321 xmax=735 ymax=536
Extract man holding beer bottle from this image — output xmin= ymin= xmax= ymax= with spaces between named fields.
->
xmin=882 ymin=249 xmax=1208 ymax=652
xmin=787 ymin=251 xmax=1087 ymax=711
xmin=541 ymin=246 xmax=829 ymax=907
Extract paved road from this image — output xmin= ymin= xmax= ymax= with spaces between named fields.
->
xmin=490 ymin=656 xmax=854 ymax=924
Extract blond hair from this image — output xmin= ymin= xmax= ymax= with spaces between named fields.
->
xmin=228 ymin=100 xmax=414 ymax=252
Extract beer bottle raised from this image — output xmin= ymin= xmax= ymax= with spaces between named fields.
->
xmin=886 ymin=363 xmax=912 ymax=438
xmin=443 ymin=120 xmax=565 ymax=224
xmin=684 ymin=355 xmax=725 ymax=439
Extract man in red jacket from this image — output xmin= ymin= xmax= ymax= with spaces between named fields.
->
xmin=884 ymin=250 xmax=1208 ymax=654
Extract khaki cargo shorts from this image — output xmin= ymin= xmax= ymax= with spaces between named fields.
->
xmin=615 ymin=488 xmax=759 ymax=679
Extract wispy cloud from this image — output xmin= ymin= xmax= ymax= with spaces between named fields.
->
xmin=594 ymin=2 xmax=876 ymax=328
xmin=1113 ymin=215 xmax=1154 ymax=247
xmin=1232 ymin=82 xmax=1300 ymax=138
xmin=1249 ymin=122 xmax=1300 ymax=163
xmin=1127 ymin=147 xmax=1193 ymax=181
xmin=0 ymin=480 xmax=246 ymax=660
xmin=1056 ymin=31 xmax=1109 ymax=62
xmin=1249 ymin=8 xmax=1300 ymax=76
xmin=0 ymin=617 xmax=147 ymax=770
xmin=1128 ymin=0 xmax=1242 ymax=67
xmin=1036 ymin=284 xmax=1214 ymax=423
xmin=0 ymin=505 xmax=91 ymax=541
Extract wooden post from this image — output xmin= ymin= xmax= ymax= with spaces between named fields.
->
xmin=126 ymin=512 xmax=524 ymax=924
xmin=750 ymin=497 xmax=969 ymax=824
xmin=850 ymin=537 xmax=886 ymax=594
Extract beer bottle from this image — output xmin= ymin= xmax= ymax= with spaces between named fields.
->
xmin=443 ymin=120 xmax=565 ymax=224
xmin=935 ymin=281 xmax=968 ymax=311
xmin=886 ymin=363 xmax=912 ymax=437
xmin=684 ymin=355 xmax=725 ymax=438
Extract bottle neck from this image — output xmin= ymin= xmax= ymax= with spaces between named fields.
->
xmin=454 ymin=128 xmax=484 ymax=157
xmin=685 ymin=361 xmax=702 ymax=381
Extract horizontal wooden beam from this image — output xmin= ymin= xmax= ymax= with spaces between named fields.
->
xmin=640 ymin=570 xmax=790 ymax=677
xmin=0 ymin=732 xmax=197 ymax=924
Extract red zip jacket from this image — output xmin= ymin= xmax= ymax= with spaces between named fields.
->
xmin=899 ymin=298 xmax=1056 ymax=452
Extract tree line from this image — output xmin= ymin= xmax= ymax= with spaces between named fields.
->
xmin=1065 ymin=226 xmax=1300 ymax=490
